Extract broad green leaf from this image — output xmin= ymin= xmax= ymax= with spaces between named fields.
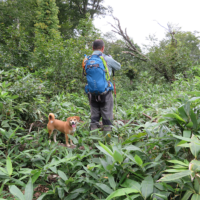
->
xmin=0 ymin=128 xmax=6 ymax=135
xmin=134 ymin=155 xmax=143 ymax=166
xmin=10 ymin=177 xmax=25 ymax=187
xmin=95 ymin=183 xmax=113 ymax=194
xmin=173 ymin=134 xmax=191 ymax=142
xmin=25 ymin=178 xmax=33 ymax=200
xmin=186 ymin=121 xmax=193 ymax=128
xmin=113 ymin=151 xmax=123 ymax=163
xmin=189 ymin=97 xmax=200 ymax=102
xmin=159 ymin=170 xmax=192 ymax=182
xmin=190 ymin=135 xmax=200 ymax=158
xmin=122 ymin=133 xmax=147 ymax=145
xmin=184 ymin=101 xmax=190 ymax=116
xmin=71 ymin=188 xmax=87 ymax=193
xmin=44 ymin=157 xmax=76 ymax=170
xmin=37 ymin=191 xmax=54 ymax=200
xmin=121 ymin=179 xmax=141 ymax=192
xmin=154 ymin=183 xmax=165 ymax=191
xmin=65 ymin=177 xmax=74 ymax=185
xmin=190 ymin=109 xmax=198 ymax=129
xmin=194 ymin=177 xmax=200 ymax=194
xmin=153 ymin=193 xmax=168 ymax=200
xmin=6 ymin=156 xmax=13 ymax=176
xmin=172 ymin=165 xmax=188 ymax=168
xmin=49 ymin=166 xmax=57 ymax=173
xmin=106 ymin=188 xmax=139 ymax=200
xmin=58 ymin=170 xmax=68 ymax=181
xmin=0 ymin=179 xmax=9 ymax=196
xmin=175 ymin=140 xmax=181 ymax=153
xmin=178 ymin=106 xmax=188 ymax=121
xmin=164 ymin=169 xmax=187 ymax=172
xmin=32 ymin=170 xmax=41 ymax=184
xmin=178 ymin=143 xmax=190 ymax=148
xmin=183 ymin=130 xmax=191 ymax=138
xmin=167 ymin=160 xmax=188 ymax=167
xmin=190 ymin=160 xmax=200 ymax=172
xmin=141 ymin=176 xmax=153 ymax=199
xmin=64 ymin=192 xmax=79 ymax=200
xmin=182 ymin=190 xmax=193 ymax=200
xmin=192 ymin=194 xmax=200 ymax=200
xmin=57 ymin=187 xmax=64 ymax=199
xmin=9 ymin=185 xmax=25 ymax=200
xmin=0 ymin=167 xmax=8 ymax=175
xmin=164 ymin=113 xmax=186 ymax=123
xmin=162 ymin=182 xmax=175 ymax=192
xmin=68 ymin=135 xmax=78 ymax=144
xmin=106 ymin=164 xmax=114 ymax=171
xmin=107 ymin=174 xmax=116 ymax=190
xmin=88 ymin=136 xmax=102 ymax=140
xmin=122 ymin=145 xmax=142 ymax=152
xmin=98 ymin=142 xmax=113 ymax=157
xmin=124 ymin=194 xmax=140 ymax=200
xmin=83 ymin=166 xmax=98 ymax=180
xmin=100 ymin=158 xmax=109 ymax=171
xmin=155 ymin=153 xmax=163 ymax=162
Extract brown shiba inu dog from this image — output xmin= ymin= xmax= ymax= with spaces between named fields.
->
xmin=47 ymin=113 xmax=80 ymax=147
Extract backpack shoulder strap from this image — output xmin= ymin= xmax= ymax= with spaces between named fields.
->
xmin=99 ymin=55 xmax=110 ymax=81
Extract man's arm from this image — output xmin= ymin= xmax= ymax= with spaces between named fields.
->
xmin=104 ymin=55 xmax=121 ymax=75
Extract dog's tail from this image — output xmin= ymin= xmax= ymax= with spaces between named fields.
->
xmin=48 ymin=113 xmax=55 ymax=121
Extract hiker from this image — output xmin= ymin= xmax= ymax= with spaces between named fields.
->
xmin=83 ymin=39 xmax=121 ymax=138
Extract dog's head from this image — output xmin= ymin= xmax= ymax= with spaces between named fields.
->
xmin=67 ymin=116 xmax=80 ymax=128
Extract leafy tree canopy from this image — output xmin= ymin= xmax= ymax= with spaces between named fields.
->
xmin=56 ymin=0 xmax=112 ymax=38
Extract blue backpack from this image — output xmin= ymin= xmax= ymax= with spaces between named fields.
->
xmin=84 ymin=54 xmax=113 ymax=95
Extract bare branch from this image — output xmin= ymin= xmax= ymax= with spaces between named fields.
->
xmin=154 ymin=20 xmax=169 ymax=33
xmin=77 ymin=3 xmax=83 ymax=14
xmin=109 ymin=16 xmax=150 ymax=62
xmin=123 ymin=51 xmax=148 ymax=62
xmin=154 ymin=21 xmax=177 ymax=46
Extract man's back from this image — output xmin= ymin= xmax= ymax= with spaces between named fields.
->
xmin=92 ymin=50 xmax=121 ymax=75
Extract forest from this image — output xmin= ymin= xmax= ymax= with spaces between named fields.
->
xmin=0 ymin=0 xmax=200 ymax=199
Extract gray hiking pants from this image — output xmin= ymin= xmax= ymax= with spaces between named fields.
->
xmin=89 ymin=91 xmax=113 ymax=127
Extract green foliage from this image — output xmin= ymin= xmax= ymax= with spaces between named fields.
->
xmin=2 ymin=65 xmax=200 ymax=199
xmin=0 ymin=0 xmax=36 ymax=67
xmin=34 ymin=0 xmax=60 ymax=41
xmin=56 ymin=0 xmax=111 ymax=39
xmin=175 ymin=31 xmax=200 ymax=64
xmin=147 ymin=40 xmax=192 ymax=82
xmin=33 ymin=0 xmax=61 ymax=67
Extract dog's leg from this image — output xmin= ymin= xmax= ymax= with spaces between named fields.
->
xmin=65 ymin=134 xmax=70 ymax=147
xmin=70 ymin=134 xmax=75 ymax=146
xmin=48 ymin=129 xmax=53 ymax=144
xmin=53 ymin=131 xmax=58 ymax=143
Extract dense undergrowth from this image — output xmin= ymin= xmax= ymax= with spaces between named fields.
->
xmin=1 ymin=66 xmax=200 ymax=200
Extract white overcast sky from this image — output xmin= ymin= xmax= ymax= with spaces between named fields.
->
xmin=94 ymin=0 xmax=200 ymax=47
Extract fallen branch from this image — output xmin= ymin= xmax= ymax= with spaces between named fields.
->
xmin=29 ymin=123 xmax=34 ymax=134
xmin=142 ymin=113 xmax=157 ymax=123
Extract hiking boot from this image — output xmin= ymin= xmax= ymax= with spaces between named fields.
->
xmin=103 ymin=126 xmax=112 ymax=143
xmin=90 ymin=122 xmax=99 ymax=135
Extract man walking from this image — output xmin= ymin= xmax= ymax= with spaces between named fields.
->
xmin=86 ymin=39 xmax=121 ymax=138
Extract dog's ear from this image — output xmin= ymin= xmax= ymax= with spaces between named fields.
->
xmin=75 ymin=116 xmax=80 ymax=121
xmin=66 ymin=117 xmax=71 ymax=122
